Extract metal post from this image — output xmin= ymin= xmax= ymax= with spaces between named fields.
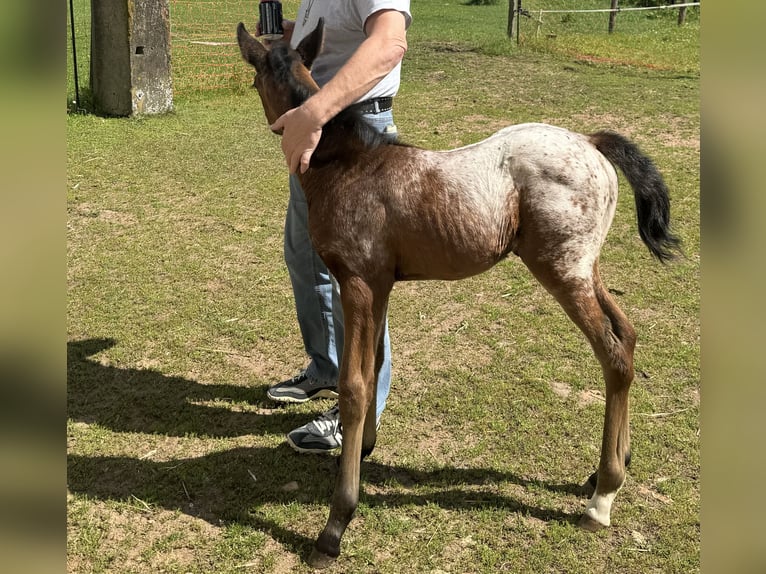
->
xmin=69 ymin=0 xmax=80 ymax=108
xmin=516 ymin=0 xmax=521 ymax=46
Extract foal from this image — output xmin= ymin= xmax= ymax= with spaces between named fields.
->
xmin=237 ymin=20 xmax=681 ymax=568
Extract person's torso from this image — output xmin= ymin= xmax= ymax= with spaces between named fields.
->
xmin=290 ymin=0 xmax=411 ymax=101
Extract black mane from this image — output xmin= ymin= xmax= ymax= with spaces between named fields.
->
xmin=327 ymin=107 xmax=394 ymax=149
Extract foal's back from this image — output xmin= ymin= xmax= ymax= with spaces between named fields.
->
xmin=331 ymin=123 xmax=620 ymax=282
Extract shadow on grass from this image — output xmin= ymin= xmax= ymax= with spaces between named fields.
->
xmin=68 ymin=338 xmax=590 ymax=558
xmin=68 ymin=338 xmax=310 ymax=438
xmin=67 ymin=446 xmax=587 ymax=557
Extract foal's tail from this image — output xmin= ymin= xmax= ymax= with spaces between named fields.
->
xmin=589 ymin=130 xmax=682 ymax=263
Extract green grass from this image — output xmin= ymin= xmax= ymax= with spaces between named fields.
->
xmin=68 ymin=1 xmax=699 ymax=572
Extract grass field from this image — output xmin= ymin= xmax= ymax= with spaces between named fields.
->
xmin=67 ymin=1 xmax=699 ymax=572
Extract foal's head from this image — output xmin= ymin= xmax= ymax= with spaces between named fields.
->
xmin=236 ymin=20 xmax=325 ymax=130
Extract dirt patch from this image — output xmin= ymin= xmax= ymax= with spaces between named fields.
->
xmin=412 ymin=418 xmax=463 ymax=461
xmin=68 ymin=500 xmax=220 ymax=573
xmin=637 ymin=483 xmax=673 ymax=506
xmin=226 ymin=346 xmax=298 ymax=382
xmin=571 ymin=111 xmax=700 ymax=152
xmin=70 ymin=203 xmax=138 ymax=226
xmin=549 ymin=381 xmax=572 ymax=399
xmin=237 ymin=538 xmax=300 ymax=573
xmin=570 ymin=52 xmax=673 ymax=71
xmin=547 ymin=381 xmax=604 ymax=407
xmin=577 ymin=388 xmax=605 ymax=407
xmin=439 ymin=533 xmax=477 ymax=564
xmin=98 ymin=209 xmax=138 ymax=226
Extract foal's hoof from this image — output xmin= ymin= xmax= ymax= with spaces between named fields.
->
xmin=308 ymin=548 xmax=337 ymax=569
xmin=578 ymin=513 xmax=608 ymax=532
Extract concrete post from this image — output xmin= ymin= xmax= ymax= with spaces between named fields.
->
xmin=90 ymin=0 xmax=173 ymax=116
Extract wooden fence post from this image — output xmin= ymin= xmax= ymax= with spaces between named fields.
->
xmin=608 ymin=0 xmax=618 ymax=33
xmin=507 ymin=0 xmax=516 ymax=38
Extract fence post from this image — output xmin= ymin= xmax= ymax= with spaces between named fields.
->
xmin=69 ymin=0 xmax=80 ymax=108
xmin=507 ymin=0 xmax=516 ymax=38
xmin=608 ymin=0 xmax=618 ymax=33
xmin=678 ymin=6 xmax=688 ymax=26
xmin=91 ymin=0 xmax=173 ymax=116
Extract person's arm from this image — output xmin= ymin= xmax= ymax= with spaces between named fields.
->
xmin=271 ymin=9 xmax=408 ymax=174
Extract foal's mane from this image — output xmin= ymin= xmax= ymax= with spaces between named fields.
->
xmin=268 ymin=43 xmax=404 ymax=164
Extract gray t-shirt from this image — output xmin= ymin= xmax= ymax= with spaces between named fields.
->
xmin=290 ymin=0 xmax=412 ymax=101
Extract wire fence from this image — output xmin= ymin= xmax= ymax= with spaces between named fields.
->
xmin=535 ymin=1 xmax=698 ymax=12
xmin=514 ymin=1 xmax=699 ymax=39
xmin=66 ymin=0 xmax=269 ymax=104
xmin=169 ymin=0 xmax=259 ymax=94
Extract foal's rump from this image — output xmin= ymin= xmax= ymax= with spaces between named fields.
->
xmin=497 ymin=123 xmax=621 ymax=281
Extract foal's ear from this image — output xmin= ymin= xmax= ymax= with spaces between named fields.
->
xmin=296 ymin=18 xmax=325 ymax=69
xmin=236 ymin=22 xmax=268 ymax=70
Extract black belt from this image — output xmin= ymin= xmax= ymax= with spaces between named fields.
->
xmin=351 ymin=96 xmax=394 ymax=115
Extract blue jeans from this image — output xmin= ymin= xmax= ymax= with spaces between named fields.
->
xmin=284 ymin=109 xmax=396 ymax=421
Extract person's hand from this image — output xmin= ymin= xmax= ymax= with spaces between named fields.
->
xmin=281 ymin=20 xmax=295 ymax=39
xmin=270 ymin=102 xmax=324 ymax=174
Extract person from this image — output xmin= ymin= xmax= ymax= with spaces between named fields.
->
xmin=258 ymin=0 xmax=412 ymax=453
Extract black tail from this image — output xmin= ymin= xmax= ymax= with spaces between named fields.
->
xmin=589 ymin=130 xmax=682 ymax=263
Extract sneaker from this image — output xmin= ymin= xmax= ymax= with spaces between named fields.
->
xmin=267 ymin=370 xmax=339 ymax=404
xmin=286 ymin=405 xmax=342 ymax=454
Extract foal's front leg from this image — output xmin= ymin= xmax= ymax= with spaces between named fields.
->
xmin=309 ymin=277 xmax=382 ymax=568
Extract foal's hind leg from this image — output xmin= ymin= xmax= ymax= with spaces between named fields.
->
xmin=524 ymin=258 xmax=636 ymax=530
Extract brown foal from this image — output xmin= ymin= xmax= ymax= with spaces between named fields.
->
xmin=237 ymin=19 xmax=681 ymax=568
